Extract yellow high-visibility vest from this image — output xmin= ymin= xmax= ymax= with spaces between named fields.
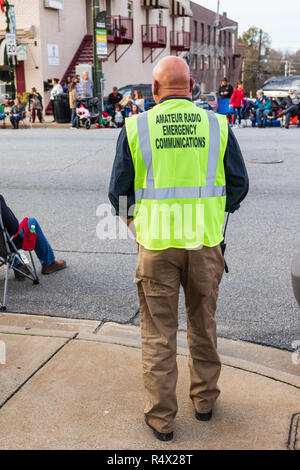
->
xmin=125 ymin=99 xmax=228 ymax=250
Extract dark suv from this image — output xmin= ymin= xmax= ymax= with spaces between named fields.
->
xmin=105 ymin=84 xmax=155 ymax=109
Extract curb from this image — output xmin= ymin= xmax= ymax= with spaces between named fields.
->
xmin=0 ymin=314 xmax=299 ymax=389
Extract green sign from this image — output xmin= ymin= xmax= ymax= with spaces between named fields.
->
xmin=96 ymin=11 xmax=107 ymax=60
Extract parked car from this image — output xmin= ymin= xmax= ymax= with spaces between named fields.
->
xmin=195 ymin=93 xmax=219 ymax=112
xmin=262 ymin=75 xmax=300 ymax=98
xmin=194 ymin=100 xmax=215 ymax=112
xmin=104 ymin=84 xmax=155 ymax=110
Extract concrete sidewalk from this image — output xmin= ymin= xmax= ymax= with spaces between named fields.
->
xmin=0 ymin=313 xmax=299 ymax=450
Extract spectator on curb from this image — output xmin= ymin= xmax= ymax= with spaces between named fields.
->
xmin=50 ymin=78 xmax=63 ymax=122
xmin=9 ymin=98 xmax=25 ymax=129
xmin=75 ymin=75 xmax=82 ymax=95
xmin=98 ymin=111 xmax=112 ymax=128
xmin=69 ymin=82 xmax=78 ymax=129
xmin=132 ymin=89 xmax=145 ymax=112
xmin=218 ymin=78 xmax=233 ymax=99
xmin=29 ymin=88 xmax=43 ymax=123
xmin=108 ymin=86 xmax=123 ymax=110
xmin=111 ymin=104 xmax=125 ymax=128
xmin=274 ymin=89 xmax=300 ymax=129
xmin=63 ymin=76 xmax=72 ymax=93
xmin=80 ymin=71 xmax=94 ymax=99
xmin=129 ymin=103 xmax=140 ymax=117
xmin=229 ymin=81 xmax=245 ymax=128
xmin=0 ymin=194 xmax=66 ymax=278
xmin=252 ymin=91 xmax=272 ymax=128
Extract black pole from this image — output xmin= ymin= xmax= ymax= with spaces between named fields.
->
xmin=92 ymin=0 xmax=103 ymax=122
xmin=4 ymin=0 xmax=16 ymax=99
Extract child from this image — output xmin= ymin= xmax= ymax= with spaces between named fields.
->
xmin=229 ymin=81 xmax=245 ymax=128
xmin=111 ymin=104 xmax=125 ymax=128
xmin=129 ymin=104 xmax=140 ymax=117
xmin=98 ymin=111 xmax=112 ymax=128
xmin=76 ymin=103 xmax=90 ymax=120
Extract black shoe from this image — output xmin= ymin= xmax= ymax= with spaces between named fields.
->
xmin=145 ymin=418 xmax=173 ymax=442
xmin=195 ymin=409 xmax=213 ymax=422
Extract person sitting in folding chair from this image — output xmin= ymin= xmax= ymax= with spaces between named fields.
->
xmin=9 ymin=98 xmax=25 ymax=129
xmin=0 ymin=195 xmax=67 ymax=279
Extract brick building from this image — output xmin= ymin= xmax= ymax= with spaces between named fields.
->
xmin=189 ymin=2 xmax=241 ymax=92
xmin=0 ymin=0 xmax=193 ymax=106
xmin=0 ymin=1 xmax=240 ymax=104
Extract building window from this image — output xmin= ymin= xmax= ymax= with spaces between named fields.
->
xmin=218 ymin=57 xmax=222 ymax=69
xmin=228 ymin=32 xmax=231 ymax=47
xmin=219 ymin=31 xmax=222 ymax=47
xmin=192 ymin=54 xmax=197 ymax=71
xmin=224 ymin=31 xmax=226 ymax=47
xmin=207 ymin=25 xmax=211 ymax=45
xmin=207 ymin=55 xmax=211 ymax=70
xmin=193 ymin=21 xmax=198 ymax=41
xmin=201 ymin=23 xmax=205 ymax=43
xmin=200 ymin=55 xmax=204 ymax=70
xmin=227 ymin=57 xmax=230 ymax=70
xmin=159 ymin=10 xmax=163 ymax=26
xmin=128 ymin=1 xmax=133 ymax=18
xmin=213 ymin=26 xmax=216 ymax=45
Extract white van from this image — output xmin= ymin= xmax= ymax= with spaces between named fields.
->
xmin=262 ymin=76 xmax=300 ymax=98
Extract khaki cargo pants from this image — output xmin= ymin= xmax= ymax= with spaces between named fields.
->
xmin=135 ymin=244 xmax=225 ymax=434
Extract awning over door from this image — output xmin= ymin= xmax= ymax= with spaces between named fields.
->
xmin=0 ymin=38 xmax=9 ymax=67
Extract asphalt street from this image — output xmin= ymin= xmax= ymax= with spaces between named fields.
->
xmin=0 ymin=126 xmax=299 ymax=350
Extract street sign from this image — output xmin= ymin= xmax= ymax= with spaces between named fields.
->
xmin=95 ymin=11 xmax=107 ymax=60
xmin=5 ymin=33 xmax=17 ymax=57
xmin=8 ymin=5 xmax=17 ymax=35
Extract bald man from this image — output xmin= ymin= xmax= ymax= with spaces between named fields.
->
xmin=109 ymin=56 xmax=248 ymax=441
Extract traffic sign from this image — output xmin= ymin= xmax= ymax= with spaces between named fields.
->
xmin=6 ymin=33 xmax=17 ymax=56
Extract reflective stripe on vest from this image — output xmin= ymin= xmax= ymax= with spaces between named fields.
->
xmin=135 ymin=110 xmax=226 ymax=201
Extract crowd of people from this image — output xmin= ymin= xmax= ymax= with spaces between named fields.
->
xmin=218 ymin=77 xmax=300 ymax=129
xmin=2 ymin=72 xmax=299 ymax=130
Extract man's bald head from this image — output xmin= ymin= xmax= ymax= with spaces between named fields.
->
xmin=152 ymin=56 xmax=194 ymax=104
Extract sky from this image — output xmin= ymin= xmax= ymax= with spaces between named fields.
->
xmin=193 ymin=0 xmax=300 ymax=53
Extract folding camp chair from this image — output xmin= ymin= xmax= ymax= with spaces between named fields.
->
xmin=0 ymin=209 xmax=39 ymax=312
xmin=0 ymin=104 xmax=6 ymax=128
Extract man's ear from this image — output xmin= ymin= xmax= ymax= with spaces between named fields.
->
xmin=153 ymin=80 xmax=159 ymax=96
xmin=152 ymin=80 xmax=160 ymax=104
xmin=189 ymin=77 xmax=195 ymax=94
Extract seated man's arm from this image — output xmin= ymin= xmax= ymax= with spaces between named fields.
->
xmin=0 ymin=195 xmax=20 ymax=236
xmin=224 ymin=127 xmax=249 ymax=213
xmin=108 ymin=126 xmax=135 ymax=224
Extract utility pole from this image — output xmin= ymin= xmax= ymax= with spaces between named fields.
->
xmin=285 ymin=60 xmax=288 ymax=77
xmin=241 ymin=57 xmax=245 ymax=83
xmin=257 ymin=28 xmax=263 ymax=83
xmin=213 ymin=0 xmax=220 ymax=93
xmin=92 ymin=0 xmax=103 ymax=120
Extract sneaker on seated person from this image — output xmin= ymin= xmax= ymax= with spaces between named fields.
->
xmin=0 ymin=195 xmax=67 ymax=280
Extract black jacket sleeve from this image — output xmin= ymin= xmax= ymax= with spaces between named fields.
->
xmin=108 ymin=126 xmax=249 ymax=217
xmin=224 ymin=127 xmax=249 ymax=213
xmin=0 ymin=195 xmax=19 ymax=236
xmin=108 ymin=127 xmax=135 ymax=218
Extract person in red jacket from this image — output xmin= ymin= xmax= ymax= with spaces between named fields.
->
xmin=229 ymin=81 xmax=245 ymax=128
